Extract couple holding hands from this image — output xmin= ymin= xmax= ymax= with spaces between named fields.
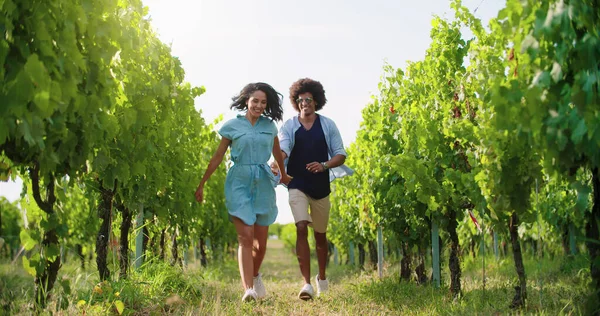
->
xmin=195 ymin=78 xmax=352 ymax=302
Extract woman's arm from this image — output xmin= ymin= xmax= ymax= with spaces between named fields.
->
xmin=195 ymin=137 xmax=231 ymax=202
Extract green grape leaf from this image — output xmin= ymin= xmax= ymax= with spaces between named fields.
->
xmin=571 ymin=119 xmax=587 ymax=145
xmin=24 ymin=54 xmax=50 ymax=89
xmin=22 ymin=256 xmax=37 ymax=276
xmin=20 ymin=230 xmax=38 ymax=251
xmin=45 ymin=244 xmax=61 ymax=262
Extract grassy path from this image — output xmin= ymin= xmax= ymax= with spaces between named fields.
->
xmin=184 ymin=239 xmax=398 ymax=315
xmin=0 ymin=238 xmax=590 ymax=315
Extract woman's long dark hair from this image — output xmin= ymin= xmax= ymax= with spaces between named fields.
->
xmin=230 ymin=82 xmax=284 ymax=121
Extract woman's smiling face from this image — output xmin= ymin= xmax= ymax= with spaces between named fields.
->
xmin=246 ymin=90 xmax=267 ymax=119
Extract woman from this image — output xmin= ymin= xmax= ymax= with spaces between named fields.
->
xmin=195 ymin=82 xmax=292 ymax=302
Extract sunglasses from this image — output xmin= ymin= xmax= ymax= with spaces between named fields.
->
xmin=296 ymin=97 xmax=314 ymax=104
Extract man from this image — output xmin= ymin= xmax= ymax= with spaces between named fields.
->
xmin=274 ymin=78 xmax=353 ymax=300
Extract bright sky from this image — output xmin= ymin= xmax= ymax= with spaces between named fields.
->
xmin=0 ymin=0 xmax=505 ymax=224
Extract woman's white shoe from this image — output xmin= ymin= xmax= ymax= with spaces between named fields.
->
xmin=253 ymin=273 xmax=266 ymax=298
xmin=242 ymin=288 xmax=258 ymax=302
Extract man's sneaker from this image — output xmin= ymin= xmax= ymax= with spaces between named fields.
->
xmin=242 ymin=288 xmax=258 ymax=302
xmin=298 ymin=283 xmax=314 ymax=300
xmin=315 ymin=274 xmax=329 ymax=296
xmin=253 ymin=273 xmax=266 ymax=298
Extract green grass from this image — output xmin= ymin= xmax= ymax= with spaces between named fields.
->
xmin=0 ymin=240 xmax=592 ymax=315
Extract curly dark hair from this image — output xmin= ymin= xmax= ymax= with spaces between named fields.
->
xmin=289 ymin=78 xmax=327 ymax=112
xmin=230 ymin=82 xmax=284 ymax=121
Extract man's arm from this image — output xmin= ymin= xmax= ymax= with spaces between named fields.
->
xmin=324 ymin=154 xmax=345 ymax=169
xmin=327 ymin=120 xmax=347 ymax=158
xmin=278 ymin=120 xmax=293 ymax=158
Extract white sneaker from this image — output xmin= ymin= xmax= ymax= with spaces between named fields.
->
xmin=298 ymin=283 xmax=314 ymax=300
xmin=315 ymin=274 xmax=328 ymax=296
xmin=242 ymin=288 xmax=258 ymax=302
xmin=253 ymin=273 xmax=266 ymax=298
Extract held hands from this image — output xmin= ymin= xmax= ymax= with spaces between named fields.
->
xmin=279 ymin=172 xmax=292 ymax=186
xmin=270 ymin=161 xmax=280 ymax=176
xmin=270 ymin=161 xmax=292 ymax=185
